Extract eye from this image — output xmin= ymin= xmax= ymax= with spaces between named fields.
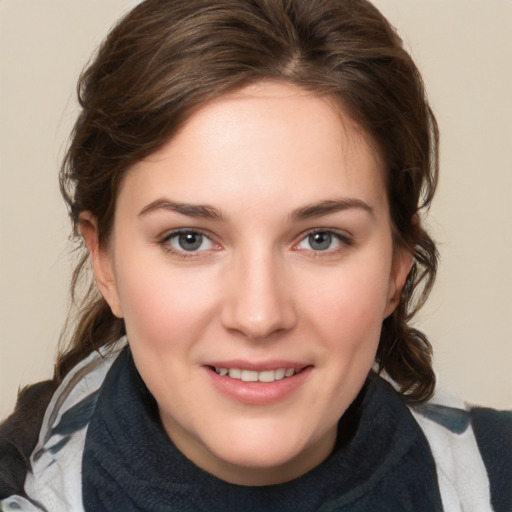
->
xmin=295 ymin=230 xmax=351 ymax=252
xmin=162 ymin=230 xmax=217 ymax=254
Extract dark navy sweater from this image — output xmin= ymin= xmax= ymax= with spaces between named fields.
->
xmin=1 ymin=346 xmax=510 ymax=511
xmin=82 ymin=348 xmax=445 ymax=511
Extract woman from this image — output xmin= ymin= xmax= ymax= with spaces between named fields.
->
xmin=1 ymin=0 xmax=510 ymax=511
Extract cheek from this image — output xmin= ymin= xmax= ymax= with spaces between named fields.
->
xmin=114 ymin=255 xmax=219 ymax=351
xmin=295 ymin=253 xmax=393 ymax=377
xmin=301 ymin=258 xmax=392 ymax=331
xmin=299 ymin=257 xmax=392 ymax=403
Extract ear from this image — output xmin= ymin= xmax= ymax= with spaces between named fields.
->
xmin=79 ymin=212 xmax=123 ymax=318
xmin=383 ymin=246 xmax=414 ymax=318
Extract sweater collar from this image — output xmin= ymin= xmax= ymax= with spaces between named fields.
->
xmin=82 ymin=346 xmax=432 ymax=512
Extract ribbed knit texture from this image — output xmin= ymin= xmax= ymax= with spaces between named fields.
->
xmin=471 ymin=407 xmax=512 ymax=512
xmin=82 ymin=347 xmax=443 ymax=511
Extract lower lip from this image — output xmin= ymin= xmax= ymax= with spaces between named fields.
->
xmin=204 ymin=367 xmax=312 ymax=405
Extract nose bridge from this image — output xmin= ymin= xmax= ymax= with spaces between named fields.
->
xmin=222 ymin=243 xmax=296 ymax=339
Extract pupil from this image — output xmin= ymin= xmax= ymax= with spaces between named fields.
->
xmin=178 ymin=232 xmax=202 ymax=251
xmin=309 ymin=232 xmax=331 ymax=251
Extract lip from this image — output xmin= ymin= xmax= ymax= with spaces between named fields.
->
xmin=204 ymin=359 xmax=311 ymax=371
xmin=203 ymin=362 xmax=313 ymax=405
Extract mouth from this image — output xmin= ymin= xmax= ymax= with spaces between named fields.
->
xmin=208 ymin=366 xmax=307 ymax=383
xmin=204 ymin=363 xmax=312 ymax=405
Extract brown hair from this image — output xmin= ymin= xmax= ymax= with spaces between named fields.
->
xmin=58 ymin=0 xmax=439 ymax=402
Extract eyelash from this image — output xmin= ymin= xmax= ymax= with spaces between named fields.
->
xmin=293 ymin=228 xmax=353 ymax=255
xmin=158 ymin=229 xmax=220 ymax=259
xmin=158 ymin=228 xmax=353 ymax=259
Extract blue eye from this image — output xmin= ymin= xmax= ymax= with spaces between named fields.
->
xmin=308 ymin=232 xmax=334 ymax=251
xmin=164 ymin=230 xmax=216 ymax=253
xmin=296 ymin=230 xmax=350 ymax=252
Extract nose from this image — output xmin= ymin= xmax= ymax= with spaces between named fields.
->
xmin=221 ymin=249 xmax=297 ymax=340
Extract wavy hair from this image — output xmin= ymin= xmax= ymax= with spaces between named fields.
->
xmin=57 ymin=0 xmax=439 ymax=402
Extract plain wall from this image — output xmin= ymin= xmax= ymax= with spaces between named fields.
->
xmin=1 ymin=0 xmax=511 ymax=420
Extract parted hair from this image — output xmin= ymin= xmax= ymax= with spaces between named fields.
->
xmin=58 ymin=0 xmax=439 ymax=402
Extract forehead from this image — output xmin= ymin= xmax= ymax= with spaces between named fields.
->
xmin=120 ymin=81 xmax=388 ymax=216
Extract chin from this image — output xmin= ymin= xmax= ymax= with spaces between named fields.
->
xmin=197 ymin=420 xmax=334 ymax=485
xmin=216 ymin=439 xmax=300 ymax=468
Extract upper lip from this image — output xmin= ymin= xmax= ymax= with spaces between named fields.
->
xmin=203 ymin=360 xmax=311 ymax=371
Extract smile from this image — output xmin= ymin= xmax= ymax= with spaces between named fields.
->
xmin=205 ymin=364 xmax=312 ymax=405
xmin=213 ymin=367 xmax=301 ymax=382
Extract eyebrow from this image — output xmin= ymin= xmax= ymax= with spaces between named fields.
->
xmin=138 ymin=197 xmax=373 ymax=222
xmin=290 ymin=198 xmax=374 ymax=221
xmin=138 ymin=199 xmax=226 ymax=220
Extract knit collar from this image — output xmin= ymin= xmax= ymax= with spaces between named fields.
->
xmin=82 ymin=346 xmax=441 ymax=512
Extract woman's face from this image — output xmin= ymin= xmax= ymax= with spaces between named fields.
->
xmin=87 ymin=81 xmax=411 ymax=485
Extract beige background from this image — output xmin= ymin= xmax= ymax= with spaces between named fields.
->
xmin=1 ymin=0 xmax=511 ymax=420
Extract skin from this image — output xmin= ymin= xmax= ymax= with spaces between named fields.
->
xmin=81 ymin=81 xmax=412 ymax=486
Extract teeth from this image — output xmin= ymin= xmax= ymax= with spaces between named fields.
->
xmin=241 ymin=370 xmax=258 ymax=382
xmin=215 ymin=367 xmax=298 ymax=382
xmin=274 ymin=368 xmax=286 ymax=381
xmin=258 ymin=370 xmax=275 ymax=383
xmin=228 ymin=368 xmax=241 ymax=379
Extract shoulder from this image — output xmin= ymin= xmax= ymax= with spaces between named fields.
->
xmin=0 ymin=339 xmax=127 ymax=512
xmin=470 ymin=406 xmax=512 ymax=512
xmin=0 ymin=380 xmax=57 ymax=499
xmin=409 ymin=390 xmax=512 ymax=512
